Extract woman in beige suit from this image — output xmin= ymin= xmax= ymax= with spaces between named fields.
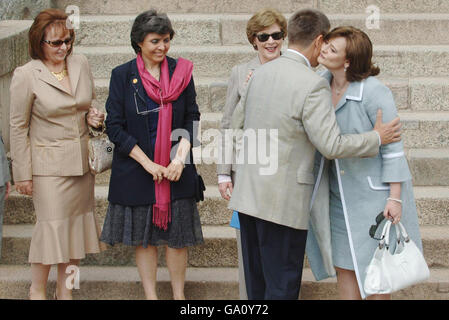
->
xmin=216 ymin=8 xmax=287 ymax=300
xmin=9 ymin=9 xmax=105 ymax=300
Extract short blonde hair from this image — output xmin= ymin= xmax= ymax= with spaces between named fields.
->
xmin=246 ymin=8 xmax=287 ymax=50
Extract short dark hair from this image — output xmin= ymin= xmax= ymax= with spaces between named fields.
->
xmin=130 ymin=10 xmax=175 ymax=54
xmin=287 ymin=9 xmax=330 ymax=48
xmin=28 ymin=8 xmax=75 ymax=60
xmin=325 ymin=26 xmax=380 ymax=82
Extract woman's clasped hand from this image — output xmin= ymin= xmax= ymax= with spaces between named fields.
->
xmin=142 ymin=157 xmax=184 ymax=183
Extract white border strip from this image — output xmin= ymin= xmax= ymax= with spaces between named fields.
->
xmin=346 ymin=82 xmax=364 ymax=101
xmin=335 ymin=160 xmax=366 ymax=299
xmin=367 ymin=176 xmax=391 ymax=191
xmin=382 ymin=152 xmax=405 ymax=159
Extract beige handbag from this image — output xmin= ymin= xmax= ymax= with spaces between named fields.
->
xmin=88 ymin=125 xmax=114 ymax=174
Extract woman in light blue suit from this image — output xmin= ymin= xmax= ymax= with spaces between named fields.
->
xmin=306 ymin=26 xmax=423 ymax=300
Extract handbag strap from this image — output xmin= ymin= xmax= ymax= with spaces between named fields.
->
xmin=396 ymin=222 xmax=410 ymax=243
xmin=379 ymin=220 xmax=392 ymax=249
xmin=381 ymin=221 xmax=410 ymax=249
xmin=89 ymin=123 xmax=107 ymax=137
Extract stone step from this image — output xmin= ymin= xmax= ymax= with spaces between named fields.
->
xmin=399 ymin=112 xmax=449 ymax=149
xmin=195 ymin=148 xmax=449 ymax=187
xmin=76 ymin=45 xmax=449 ymax=79
xmin=3 ymin=185 xmax=232 ymax=226
xmin=0 ymin=224 xmax=238 ymax=268
xmin=318 ymin=0 xmax=449 ymax=15
xmin=74 ymin=14 xmax=449 ymax=46
xmin=0 ymin=265 xmax=238 ymax=300
xmin=54 ymin=0 xmax=449 ymax=14
xmin=299 ymin=268 xmax=449 ymax=300
xmin=5 ymin=184 xmax=449 ymax=227
xmin=92 ymin=77 xmax=449 ymax=114
xmin=45 ymin=108 xmax=447 ymax=155
xmin=93 ymin=77 xmax=228 ymax=114
xmin=132 ymin=148 xmax=445 ymax=188
xmin=1 ymin=265 xmax=448 ymax=300
xmin=412 ymin=187 xmax=449 ymax=226
xmin=197 ymin=111 xmax=449 ymax=149
xmin=408 ymin=149 xmax=449 ymax=186
xmin=4 ymin=184 xmax=449 ymax=226
xmin=1 ymin=223 xmax=448 ymax=269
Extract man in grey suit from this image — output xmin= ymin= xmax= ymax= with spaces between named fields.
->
xmin=229 ymin=9 xmax=401 ymax=299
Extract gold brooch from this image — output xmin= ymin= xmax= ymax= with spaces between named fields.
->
xmin=133 ymin=78 xmax=138 ymax=84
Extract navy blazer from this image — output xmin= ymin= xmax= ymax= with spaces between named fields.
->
xmin=105 ymin=56 xmax=203 ymax=206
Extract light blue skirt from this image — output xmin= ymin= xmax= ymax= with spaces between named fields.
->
xmin=329 ymin=164 xmax=354 ymax=271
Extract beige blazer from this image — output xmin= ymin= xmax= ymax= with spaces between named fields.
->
xmin=217 ymin=56 xmax=260 ymax=176
xmin=229 ymin=50 xmax=380 ymax=230
xmin=9 ymin=54 xmax=95 ymax=182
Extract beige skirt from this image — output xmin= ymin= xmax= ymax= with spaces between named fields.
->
xmin=29 ymin=172 xmax=106 ymax=265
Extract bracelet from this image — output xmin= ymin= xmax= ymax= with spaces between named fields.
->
xmin=387 ymin=197 xmax=402 ymax=204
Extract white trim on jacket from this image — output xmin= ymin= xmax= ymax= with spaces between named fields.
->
xmin=367 ymin=176 xmax=391 ymax=191
xmin=382 ymin=152 xmax=405 ymax=159
xmin=335 ymin=159 xmax=366 ymax=299
xmin=346 ymin=82 xmax=364 ymax=101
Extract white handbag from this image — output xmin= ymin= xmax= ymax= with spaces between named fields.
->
xmin=364 ymin=220 xmax=429 ymax=295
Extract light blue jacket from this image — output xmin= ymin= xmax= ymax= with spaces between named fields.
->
xmin=306 ymin=71 xmax=423 ymax=299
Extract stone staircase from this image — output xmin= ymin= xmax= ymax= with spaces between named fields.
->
xmin=1 ymin=0 xmax=449 ymax=299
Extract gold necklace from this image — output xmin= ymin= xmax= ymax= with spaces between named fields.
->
xmin=51 ymin=67 xmax=68 ymax=81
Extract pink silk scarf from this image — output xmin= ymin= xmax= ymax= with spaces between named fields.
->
xmin=136 ymin=53 xmax=193 ymax=230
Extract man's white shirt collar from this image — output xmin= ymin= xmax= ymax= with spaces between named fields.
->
xmin=287 ymin=49 xmax=312 ymax=69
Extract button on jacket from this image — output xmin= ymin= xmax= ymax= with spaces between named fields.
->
xmin=9 ymin=54 xmax=95 ymax=182
xmin=105 ymin=56 xmax=201 ymax=206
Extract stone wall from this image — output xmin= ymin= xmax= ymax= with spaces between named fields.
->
xmin=0 ymin=0 xmax=53 ymax=20
xmin=0 ymin=1 xmax=56 ymax=150
xmin=0 ymin=20 xmax=32 ymax=150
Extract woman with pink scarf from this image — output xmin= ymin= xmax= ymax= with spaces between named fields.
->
xmin=100 ymin=10 xmax=205 ymax=300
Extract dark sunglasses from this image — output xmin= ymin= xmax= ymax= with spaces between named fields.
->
xmin=369 ymin=212 xmax=386 ymax=240
xmin=255 ymin=31 xmax=284 ymax=42
xmin=42 ymin=37 xmax=73 ymax=47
